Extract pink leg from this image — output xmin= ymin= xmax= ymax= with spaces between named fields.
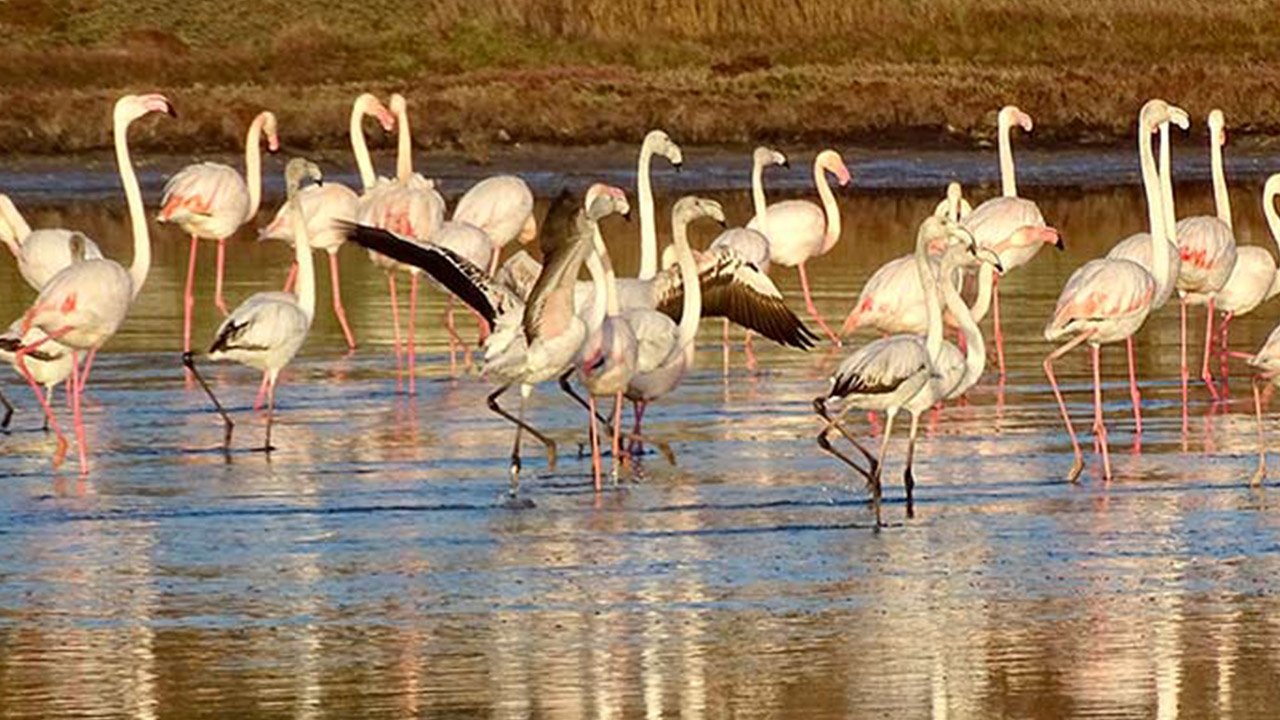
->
xmin=388 ymin=274 xmax=404 ymax=389
xmin=329 ymin=252 xmax=357 ymax=351
xmin=797 ymin=262 xmax=840 ymax=345
xmin=78 ymin=349 xmax=97 ymax=398
xmin=282 ymin=262 xmax=298 ymax=293
xmin=15 ymin=329 xmax=73 ymax=467
xmin=1043 ymin=332 xmax=1092 ymax=482
xmin=214 ymin=238 xmax=229 ymax=316
xmin=1090 ymin=343 xmax=1111 ymax=482
xmin=470 ymin=306 xmax=489 ymax=346
xmin=722 ymin=318 xmax=730 ymax=375
xmin=1180 ymin=297 xmax=1190 ymax=431
xmin=1220 ymin=312 xmax=1234 ymax=392
xmin=407 ymin=274 xmax=418 ymax=395
xmin=629 ymin=401 xmax=647 ymax=456
xmin=64 ymin=377 xmax=72 ymax=410
xmin=611 ymin=393 xmax=625 ymax=478
xmin=1201 ymin=298 xmax=1221 ymax=401
xmin=443 ymin=297 xmax=464 ymax=374
xmin=588 ymin=394 xmax=603 ymax=491
xmin=992 ymin=275 xmax=1006 ymax=377
xmin=70 ymin=351 xmax=89 ymax=475
xmin=1126 ymin=336 xmax=1142 ymax=436
xmin=744 ymin=330 xmax=757 ymax=372
xmin=183 ymin=235 xmax=198 ymax=355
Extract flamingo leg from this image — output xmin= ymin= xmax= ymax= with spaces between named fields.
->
xmin=1253 ymin=377 xmax=1268 ymax=486
xmin=722 ymin=318 xmax=730 ymax=375
xmin=487 ymin=384 xmax=557 ymax=480
xmin=611 ymin=392 xmax=624 ymax=481
xmin=1180 ymin=297 xmax=1190 ymax=430
xmin=813 ymin=398 xmax=877 ymax=484
xmin=407 ymin=274 xmax=418 ymax=395
xmin=558 ymin=369 xmax=613 ymax=433
xmin=282 ymin=261 xmax=298 ymax=293
xmin=182 ymin=352 xmax=234 ymax=448
xmin=444 ymin=296 xmax=461 ymax=375
xmin=183 ymin=234 xmax=199 ymax=355
xmin=1201 ymin=298 xmax=1221 ymax=401
xmin=744 ymin=330 xmax=757 ymax=372
xmin=629 ymin=401 xmax=648 ymax=456
xmin=1220 ymin=311 xmax=1234 ymax=392
xmin=1043 ymin=331 xmax=1093 ymax=482
xmin=329 ymin=252 xmax=357 ymax=351
xmin=253 ymin=372 xmax=269 ymax=412
xmin=16 ymin=327 xmax=73 ymax=467
xmin=903 ymin=411 xmax=921 ymax=519
xmin=262 ymin=379 xmax=277 ymax=452
xmin=588 ymin=394 xmax=603 ymax=492
xmin=869 ymin=409 xmax=898 ymax=528
xmin=388 ymin=273 xmax=403 ymax=389
xmin=468 ymin=306 xmax=488 ymax=349
xmin=43 ymin=383 xmax=54 ymax=431
xmin=78 ymin=349 xmax=96 ymax=398
xmin=214 ymin=238 xmax=229 ymax=316
xmin=991 ymin=274 xmax=1006 ymax=377
xmin=797 ymin=261 xmax=840 ymax=345
xmin=1126 ymin=336 xmax=1142 ymax=436
xmin=1090 ymin=343 xmax=1112 ymax=482
xmin=0 ymin=387 xmax=12 ymax=432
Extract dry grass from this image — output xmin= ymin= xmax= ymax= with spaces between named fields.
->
xmin=2 ymin=0 xmax=1279 ymax=153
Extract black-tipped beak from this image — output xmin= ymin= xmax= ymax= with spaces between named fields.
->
xmin=1055 ymin=235 xmax=1065 ymax=250
xmin=623 ymin=210 xmax=632 ymax=222
xmin=994 ymin=260 xmax=1005 ymax=274
xmin=166 ymin=103 xmax=179 ymax=119
xmin=673 ymin=162 xmax=683 ymax=173
xmin=782 ymin=159 xmax=790 ymax=168
xmin=718 ymin=219 xmax=727 ymax=228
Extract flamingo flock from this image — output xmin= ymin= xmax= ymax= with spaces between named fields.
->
xmin=5 ymin=92 xmax=1280 ymax=529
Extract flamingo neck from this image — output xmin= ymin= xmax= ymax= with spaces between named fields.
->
xmin=244 ymin=114 xmax=266 ymax=221
xmin=998 ymin=112 xmax=1018 ymax=198
xmin=814 ymin=161 xmax=841 ymax=254
xmin=940 ymin=253 xmax=985 ymax=386
xmin=968 ymin=263 xmax=995 ymax=323
xmin=670 ymin=214 xmax=701 ymax=360
xmin=0 ymin=195 xmax=29 ymax=254
xmin=290 ymin=194 xmax=317 ymax=323
xmin=1264 ymin=187 xmax=1280 ymax=301
xmin=1141 ymin=116 xmax=1171 ymax=300
xmin=116 ymin=113 xmax=150 ymax=299
xmin=751 ymin=156 xmax=768 ymax=224
xmin=637 ymin=143 xmax=658 ymax=280
xmin=916 ymin=229 xmax=944 ymax=362
xmin=1158 ymin=123 xmax=1177 ymax=247
xmin=350 ymin=100 xmax=377 ymax=191
xmin=585 ymin=240 xmax=608 ymax=334
xmin=1211 ymin=128 xmax=1232 ymax=229
xmin=396 ymin=105 xmax=413 ymax=182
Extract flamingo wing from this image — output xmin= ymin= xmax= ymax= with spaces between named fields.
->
xmin=828 ymin=335 xmax=930 ymax=399
xmin=209 ymin=294 xmax=308 ymax=356
xmin=452 ymin=175 xmax=535 ymax=247
xmin=495 ymin=250 xmax=542 ymax=300
xmin=159 ymin=162 xmax=249 ymax=232
xmin=1045 ymin=259 xmax=1153 ymax=339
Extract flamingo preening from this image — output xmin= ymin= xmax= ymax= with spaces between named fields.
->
xmin=0 ymin=195 xmax=105 ymax=292
xmin=12 ymin=93 xmax=176 ymax=474
xmin=158 ymin=110 xmax=279 ymax=354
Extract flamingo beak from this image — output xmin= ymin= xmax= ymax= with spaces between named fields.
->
xmin=673 ymin=161 xmax=683 ymax=173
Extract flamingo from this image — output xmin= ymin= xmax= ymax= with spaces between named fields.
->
xmin=634 ymin=130 xmax=685 ymax=282
xmin=12 ymin=93 xmax=175 ymax=474
xmin=1171 ymin=109 xmax=1238 ymax=405
xmin=452 ymin=175 xmax=537 ymax=276
xmin=359 ymin=93 xmax=445 ymax=391
xmin=623 ymin=196 xmax=726 ymax=449
xmin=747 ymin=149 xmax=851 ymax=344
xmin=158 ymin=110 xmax=279 ymax=354
xmin=1246 ymin=324 xmax=1280 ymax=485
xmin=1216 ymin=175 xmax=1280 ymax=381
xmin=960 ymin=106 xmax=1063 ymax=376
xmin=0 ymin=321 xmax=73 ymax=431
xmin=1042 ymin=99 xmax=1186 ymax=483
xmin=0 ymin=194 xmax=104 ymax=290
xmin=262 ymin=93 xmax=396 ymax=351
xmin=814 ymin=217 xmax=996 ymax=526
xmin=185 ymin=159 xmax=323 ymax=452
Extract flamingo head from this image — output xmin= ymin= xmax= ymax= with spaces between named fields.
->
xmin=389 ymin=93 xmax=408 ymax=117
xmin=645 ymin=129 xmax=683 ymax=170
xmin=356 ymin=93 xmax=396 ymax=132
xmin=753 ymin=146 xmax=788 ymax=169
xmin=284 ymin=158 xmax=323 ymax=200
xmin=1001 ymin=105 xmax=1033 ymax=133
xmin=1208 ymin=109 xmax=1226 ymax=146
xmin=1142 ymin=100 xmax=1190 ymax=135
xmin=259 ymin=111 xmax=280 ymax=153
xmin=114 ymin=93 xmax=176 ymax=125
xmin=673 ymin=196 xmax=725 ymax=229
xmin=817 ymin=149 xmax=851 ymax=187
xmin=585 ymin=183 xmax=631 ymax=222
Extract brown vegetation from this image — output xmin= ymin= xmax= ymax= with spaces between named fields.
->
xmin=1 ymin=1 xmax=1279 ymax=154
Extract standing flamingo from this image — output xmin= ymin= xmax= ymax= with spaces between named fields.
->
xmin=1216 ymin=175 xmax=1280 ymax=380
xmin=12 ymin=93 xmax=175 ymax=474
xmin=158 ymin=110 xmax=279 ymax=354
xmin=186 ymin=159 xmax=323 ymax=451
xmin=0 ymin=194 xmax=104 ymax=290
xmin=453 ymin=175 xmax=537 ymax=276
xmin=635 ymin=130 xmax=685 ymax=282
xmin=747 ymin=149 xmax=851 ymax=344
xmin=814 ymin=217 xmax=995 ymax=526
xmin=1042 ymin=99 xmax=1185 ymax=483
xmin=1171 ymin=109 xmax=1238 ymax=405
xmin=262 ymin=93 xmax=396 ymax=351
xmin=961 ymin=106 xmax=1063 ymax=376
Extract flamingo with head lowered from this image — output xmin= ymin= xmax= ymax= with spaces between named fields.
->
xmin=12 ymin=93 xmax=175 ymax=474
xmin=747 ymin=149 xmax=851 ymax=345
xmin=158 ymin=110 xmax=279 ymax=354
xmin=0 ymin=195 xmax=104 ymax=291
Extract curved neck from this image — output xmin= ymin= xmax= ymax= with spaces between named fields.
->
xmin=396 ymin=106 xmax=413 ymax=182
xmin=968 ymin=263 xmax=995 ymax=322
xmin=637 ymin=144 xmax=658 ymax=280
xmin=1211 ymin=129 xmax=1232 ymax=229
xmin=670 ymin=216 xmax=701 ymax=358
xmin=1264 ymin=190 xmax=1280 ymax=301
xmin=998 ymin=114 xmax=1018 ymax=198
xmin=751 ymin=156 xmax=768 ymax=223
xmin=116 ymin=114 xmax=150 ymax=299
xmin=814 ymin=161 xmax=841 ymax=253
xmin=0 ymin=195 xmax=30 ymax=254
xmin=291 ymin=195 xmax=316 ymax=322
xmin=1141 ymin=117 xmax=1171 ymax=299
xmin=916 ymin=232 xmax=944 ymax=361
xmin=244 ymin=115 xmax=266 ymax=220
xmin=585 ymin=242 xmax=608 ymax=333
xmin=1159 ymin=123 xmax=1177 ymax=243
xmin=940 ymin=255 xmax=985 ymax=384
xmin=350 ymin=101 xmax=377 ymax=191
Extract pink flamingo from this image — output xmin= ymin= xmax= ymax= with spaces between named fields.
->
xmin=1216 ymin=174 xmax=1280 ymax=384
xmin=747 ymin=149 xmax=850 ymax=344
xmin=1042 ymin=99 xmax=1186 ymax=483
xmin=262 ymin=93 xmax=396 ymax=352
xmin=961 ymin=106 xmax=1062 ymax=376
xmin=1171 ymin=109 xmax=1238 ymax=407
xmin=158 ymin=110 xmax=278 ymax=354
xmin=13 ymin=93 xmax=175 ymax=474
xmin=453 ymin=175 xmax=537 ymax=276
xmin=0 ymin=196 xmax=104 ymax=291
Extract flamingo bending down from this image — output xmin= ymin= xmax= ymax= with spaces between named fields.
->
xmin=1216 ymin=175 xmax=1280 ymax=380
xmin=961 ymin=106 xmax=1063 ymax=376
xmin=1042 ymin=99 xmax=1185 ymax=483
xmin=747 ymin=149 xmax=851 ymax=345
xmin=187 ymin=159 xmax=323 ymax=451
xmin=0 ymin=321 xmax=74 ymax=431
xmin=814 ymin=217 xmax=992 ymax=526
xmin=262 ymin=93 xmax=397 ymax=351
xmin=0 ymin=195 xmax=104 ymax=290
xmin=158 ymin=110 xmax=279 ymax=354
xmin=13 ymin=93 xmax=175 ymax=474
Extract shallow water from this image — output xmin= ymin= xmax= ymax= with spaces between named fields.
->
xmin=3 ymin=150 xmax=1280 ymax=718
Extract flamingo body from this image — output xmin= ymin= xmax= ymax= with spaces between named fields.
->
xmin=1174 ymin=215 xmax=1237 ymax=299
xmin=1045 ymin=258 xmax=1155 ymax=345
xmin=158 ymin=162 xmax=250 ymax=240
xmin=1217 ymin=247 xmax=1279 ymax=316
xmin=262 ymin=182 xmax=359 ymax=254
xmin=748 ymin=200 xmax=827 ymax=266
xmin=9 ymin=229 xmax=104 ymax=290
xmin=452 ymin=175 xmax=537 ymax=249
xmin=1106 ymin=233 xmax=1181 ymax=309
xmin=963 ymin=196 xmax=1053 ymax=272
